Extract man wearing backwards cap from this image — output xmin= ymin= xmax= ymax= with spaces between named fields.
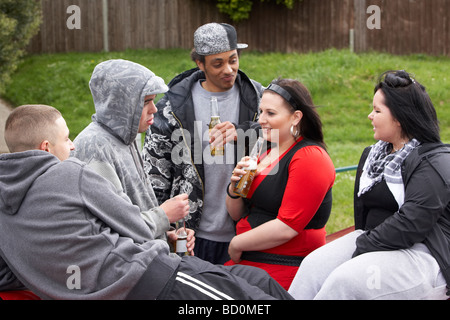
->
xmin=143 ymin=23 xmax=263 ymax=264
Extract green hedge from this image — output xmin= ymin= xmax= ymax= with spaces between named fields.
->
xmin=216 ymin=0 xmax=300 ymax=22
xmin=0 ymin=0 xmax=41 ymax=94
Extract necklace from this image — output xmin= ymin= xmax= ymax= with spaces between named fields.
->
xmin=392 ymin=141 xmax=406 ymax=153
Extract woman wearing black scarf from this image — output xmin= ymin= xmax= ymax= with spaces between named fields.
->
xmin=288 ymin=70 xmax=450 ymax=300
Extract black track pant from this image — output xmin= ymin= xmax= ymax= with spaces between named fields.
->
xmin=157 ymin=256 xmax=293 ymax=300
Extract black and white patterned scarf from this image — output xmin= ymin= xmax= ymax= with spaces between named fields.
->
xmin=358 ymin=139 xmax=420 ymax=197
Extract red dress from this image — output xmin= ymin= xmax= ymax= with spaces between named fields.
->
xmin=225 ymin=138 xmax=335 ymax=290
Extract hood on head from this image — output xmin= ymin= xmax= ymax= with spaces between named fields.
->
xmin=89 ymin=59 xmax=168 ymax=145
xmin=0 ymin=151 xmax=59 ymax=216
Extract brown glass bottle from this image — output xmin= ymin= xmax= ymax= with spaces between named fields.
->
xmin=232 ymin=137 xmax=264 ymax=198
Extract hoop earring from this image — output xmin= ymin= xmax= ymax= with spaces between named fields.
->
xmin=290 ymin=125 xmax=299 ymax=138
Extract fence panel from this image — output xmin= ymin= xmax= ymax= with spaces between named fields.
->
xmin=27 ymin=0 xmax=450 ymax=56
xmin=364 ymin=0 xmax=450 ymax=56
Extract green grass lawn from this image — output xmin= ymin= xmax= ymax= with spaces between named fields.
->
xmin=3 ymin=48 xmax=450 ymax=233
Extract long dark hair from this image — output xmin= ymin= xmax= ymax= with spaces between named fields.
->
xmin=270 ymin=78 xmax=326 ymax=150
xmin=374 ymin=70 xmax=440 ymax=144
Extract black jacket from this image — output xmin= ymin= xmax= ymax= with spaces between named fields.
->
xmin=353 ymin=143 xmax=450 ymax=295
xmin=143 ymin=68 xmax=263 ymax=230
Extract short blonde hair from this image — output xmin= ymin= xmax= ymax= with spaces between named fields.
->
xmin=5 ymin=104 xmax=62 ymax=153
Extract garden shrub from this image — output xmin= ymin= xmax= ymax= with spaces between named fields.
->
xmin=216 ymin=0 xmax=300 ymax=22
xmin=0 ymin=0 xmax=41 ymax=94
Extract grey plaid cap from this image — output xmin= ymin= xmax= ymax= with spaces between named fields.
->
xmin=194 ymin=23 xmax=248 ymax=56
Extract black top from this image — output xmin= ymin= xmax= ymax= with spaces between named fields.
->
xmin=244 ymin=138 xmax=332 ymax=230
xmin=359 ymin=179 xmax=399 ymax=230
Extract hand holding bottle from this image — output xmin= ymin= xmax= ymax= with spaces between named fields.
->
xmin=230 ymin=156 xmax=252 ymax=182
xmin=209 ymin=121 xmax=237 ymax=149
xmin=167 ymin=221 xmax=196 ymax=256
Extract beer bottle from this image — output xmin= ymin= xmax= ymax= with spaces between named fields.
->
xmin=209 ymin=96 xmax=224 ymax=156
xmin=175 ymin=219 xmax=188 ymax=256
xmin=232 ymin=137 xmax=265 ymax=198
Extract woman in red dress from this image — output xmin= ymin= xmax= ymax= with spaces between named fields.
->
xmin=225 ymin=78 xmax=335 ymax=290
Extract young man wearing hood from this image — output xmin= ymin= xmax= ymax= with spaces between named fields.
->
xmin=143 ymin=23 xmax=263 ymax=264
xmin=72 ymin=59 xmax=193 ymax=249
xmin=0 ymin=104 xmax=293 ymax=300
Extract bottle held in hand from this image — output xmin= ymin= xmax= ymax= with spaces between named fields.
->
xmin=175 ymin=219 xmax=188 ymax=256
xmin=232 ymin=137 xmax=265 ymax=198
xmin=209 ymin=96 xmax=224 ymax=156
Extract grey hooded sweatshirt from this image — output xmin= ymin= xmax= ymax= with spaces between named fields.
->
xmin=72 ymin=59 xmax=170 ymax=239
xmin=0 ymin=150 xmax=181 ymax=299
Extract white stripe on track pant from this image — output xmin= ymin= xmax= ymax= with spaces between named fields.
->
xmin=175 ymin=272 xmax=234 ymax=300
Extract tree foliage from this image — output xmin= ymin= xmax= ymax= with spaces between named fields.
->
xmin=0 ymin=0 xmax=42 ymax=94
xmin=216 ymin=0 xmax=300 ymax=22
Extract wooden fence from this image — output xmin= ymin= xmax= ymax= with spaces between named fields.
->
xmin=27 ymin=0 xmax=450 ymax=56
xmin=359 ymin=0 xmax=450 ymax=56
